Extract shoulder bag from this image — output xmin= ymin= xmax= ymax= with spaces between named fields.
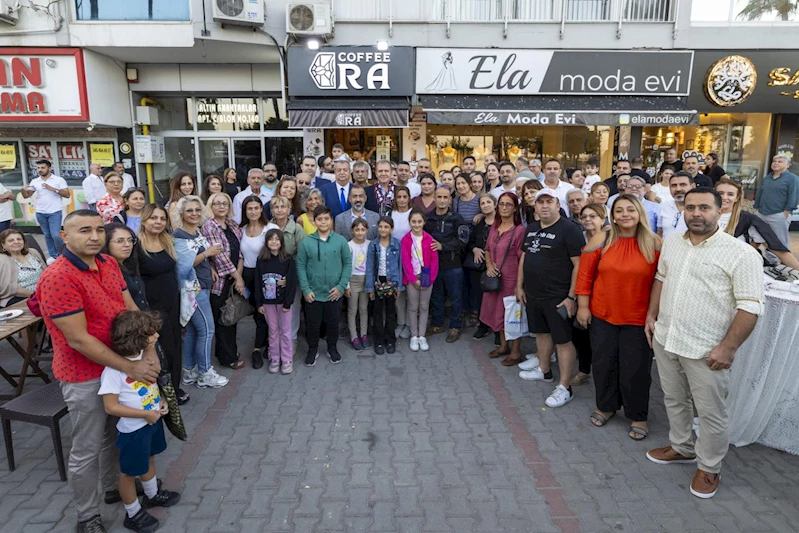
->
xmin=219 ymin=285 xmax=253 ymax=326
xmin=480 ymin=229 xmax=513 ymax=293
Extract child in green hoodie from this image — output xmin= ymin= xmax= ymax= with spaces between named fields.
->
xmin=296 ymin=205 xmax=352 ymax=367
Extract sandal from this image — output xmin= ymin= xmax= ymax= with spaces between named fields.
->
xmin=570 ymin=372 xmax=591 ymax=386
xmin=489 ymin=347 xmax=510 ymax=359
xmin=629 ymin=425 xmax=649 ymax=441
xmin=177 ymin=389 xmax=190 ymax=405
xmin=590 ymin=411 xmax=615 ymax=427
xmin=228 ymin=360 xmax=245 ymax=370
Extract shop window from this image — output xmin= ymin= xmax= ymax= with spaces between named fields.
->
xmin=149 ymin=97 xmax=193 ymax=131
xmin=196 ymin=98 xmax=260 ymax=132
xmin=152 ymin=138 xmax=197 ymax=203
xmin=263 ymin=98 xmax=289 ymax=130
xmin=56 ymin=142 xmax=89 ymax=187
xmin=425 ymin=124 xmax=612 ymax=175
xmin=324 ymin=129 xmax=401 ymax=165
xmin=266 ymin=138 xmax=303 ymax=176
xmin=75 ymin=0 xmax=190 ymax=21
xmin=0 ymin=143 xmax=23 ymax=186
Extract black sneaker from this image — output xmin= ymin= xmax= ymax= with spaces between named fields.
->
xmin=142 ymin=488 xmax=181 ymax=509
xmin=386 ymin=342 xmax=396 ymax=354
xmin=329 ymin=349 xmax=342 ymax=364
xmin=105 ymin=479 xmax=162 ymax=504
xmin=305 ymin=351 xmax=319 ymax=367
xmin=473 ymin=324 xmax=491 ymax=340
xmin=251 ymin=349 xmax=264 ymax=369
xmin=122 ymin=508 xmax=159 ymax=533
xmin=77 ymin=515 xmax=107 ymax=533
xmin=374 ymin=344 xmax=385 ymax=355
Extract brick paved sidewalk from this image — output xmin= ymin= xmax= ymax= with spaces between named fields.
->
xmin=0 ymin=317 xmax=797 ymax=533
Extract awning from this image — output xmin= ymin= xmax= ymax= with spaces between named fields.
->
xmin=419 ymin=95 xmax=699 ymax=126
xmin=287 ymin=98 xmax=409 ymax=128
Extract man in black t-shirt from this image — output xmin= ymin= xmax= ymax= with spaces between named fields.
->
xmin=658 ymin=148 xmax=683 ymax=175
xmin=515 ymin=189 xmax=584 ymax=408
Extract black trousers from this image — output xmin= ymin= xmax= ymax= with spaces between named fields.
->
xmin=210 ymin=277 xmax=240 ymax=366
xmin=305 ymin=299 xmax=342 ymax=356
xmin=372 ymin=285 xmax=397 ymax=346
xmin=589 ymin=317 xmax=653 ymax=422
xmin=243 ymin=267 xmax=268 ymax=351
xmin=572 ymin=325 xmax=593 ymax=375
xmin=151 ymin=298 xmax=182 ymax=392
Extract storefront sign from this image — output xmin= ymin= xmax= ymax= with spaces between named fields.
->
xmin=289 ymin=108 xmax=408 ymax=129
xmin=287 ymin=46 xmax=415 ymax=97
xmin=303 ymin=128 xmax=325 ymax=158
xmin=196 ymin=99 xmax=259 ymax=127
xmin=0 ymin=144 xmax=16 ymax=170
xmin=90 ymin=143 xmax=115 ymax=167
xmin=402 ymin=122 xmax=427 ymax=164
xmin=416 ymin=49 xmax=693 ymax=96
xmin=691 ymin=51 xmax=799 ymax=112
xmin=58 ymin=143 xmax=88 ymax=180
xmin=425 ymin=110 xmax=699 ymax=127
xmin=0 ymin=48 xmax=89 ymax=122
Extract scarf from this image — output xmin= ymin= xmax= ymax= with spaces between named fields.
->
xmin=374 ymin=182 xmax=395 ymax=217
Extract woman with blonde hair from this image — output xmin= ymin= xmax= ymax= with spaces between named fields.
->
xmin=575 ymin=194 xmax=660 ymax=441
xmin=297 ymin=188 xmax=324 ymax=235
xmin=716 ymin=178 xmax=799 ymax=269
xmin=137 ymin=204 xmax=188 ymax=403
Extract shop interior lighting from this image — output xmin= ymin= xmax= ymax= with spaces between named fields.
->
xmin=308 ymin=40 xmax=320 ymax=50
xmin=377 ymin=41 xmax=389 ymax=51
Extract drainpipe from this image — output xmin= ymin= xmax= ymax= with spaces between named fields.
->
xmin=139 ymin=97 xmax=161 ymax=203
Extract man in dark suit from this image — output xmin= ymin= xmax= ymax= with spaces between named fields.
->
xmin=319 ymin=159 xmax=353 ymax=218
xmin=335 ymin=185 xmax=380 ymax=241
xmin=365 ymin=160 xmax=395 ymax=216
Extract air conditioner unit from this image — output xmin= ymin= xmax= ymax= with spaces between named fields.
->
xmin=286 ymin=3 xmax=332 ymax=35
xmin=213 ymin=0 xmax=264 ymax=26
xmin=0 ymin=0 xmax=19 ymax=25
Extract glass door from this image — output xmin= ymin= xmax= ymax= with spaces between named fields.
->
xmin=233 ymin=139 xmax=262 ymax=185
xmin=198 ymin=138 xmax=230 ymax=180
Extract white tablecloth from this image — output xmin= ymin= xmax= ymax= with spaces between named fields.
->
xmin=728 ymin=286 xmax=799 ymax=454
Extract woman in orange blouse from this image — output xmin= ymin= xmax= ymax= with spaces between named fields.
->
xmin=575 ymin=195 xmax=660 ymax=441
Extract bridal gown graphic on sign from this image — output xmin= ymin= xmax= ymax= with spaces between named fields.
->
xmin=425 ymin=52 xmax=458 ymax=92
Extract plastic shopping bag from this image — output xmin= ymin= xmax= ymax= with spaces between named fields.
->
xmin=503 ymin=295 xmax=529 ymax=341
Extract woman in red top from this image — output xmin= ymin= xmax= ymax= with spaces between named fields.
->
xmin=575 ymin=195 xmax=660 ymax=441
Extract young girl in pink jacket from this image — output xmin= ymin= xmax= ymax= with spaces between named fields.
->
xmin=400 ymin=209 xmax=439 ymax=352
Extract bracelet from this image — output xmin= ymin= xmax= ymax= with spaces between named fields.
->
xmin=567 ymin=296 xmax=576 ymax=302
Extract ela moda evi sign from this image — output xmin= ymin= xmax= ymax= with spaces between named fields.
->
xmin=0 ymin=48 xmax=89 ymax=122
xmin=416 ymin=49 xmax=693 ymax=96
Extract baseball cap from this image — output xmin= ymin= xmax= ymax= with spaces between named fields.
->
xmin=535 ymin=188 xmax=558 ymax=201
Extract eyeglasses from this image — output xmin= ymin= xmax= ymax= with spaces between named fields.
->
xmin=626 ymin=183 xmax=644 ymax=190
xmin=672 ymin=212 xmax=681 ymax=228
xmin=211 ymin=201 xmax=230 ymax=207
xmin=185 ymin=208 xmax=203 ymax=214
xmin=112 ymin=237 xmax=137 ymax=245
xmin=498 ymin=202 xmax=516 ymax=208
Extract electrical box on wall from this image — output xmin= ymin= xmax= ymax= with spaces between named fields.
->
xmin=136 ymin=106 xmax=160 ymax=126
xmin=135 ymin=135 xmax=166 ymax=164
xmin=0 ymin=0 xmax=19 ymax=25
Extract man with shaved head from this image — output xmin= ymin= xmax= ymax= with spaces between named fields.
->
xmin=38 ymin=210 xmax=160 ymax=533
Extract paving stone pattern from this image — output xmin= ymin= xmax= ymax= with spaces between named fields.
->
xmin=0 ymin=317 xmax=798 ymax=533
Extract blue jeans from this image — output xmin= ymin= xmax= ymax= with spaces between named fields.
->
xmin=431 ymin=267 xmax=464 ymax=329
xmin=0 ymin=220 xmax=10 ymax=233
xmin=36 ymin=211 xmax=63 ymax=259
xmin=183 ymin=289 xmax=214 ymax=374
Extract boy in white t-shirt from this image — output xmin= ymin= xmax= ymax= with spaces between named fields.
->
xmin=99 ymin=311 xmax=180 ymax=533
xmin=582 ymin=157 xmax=602 ymax=194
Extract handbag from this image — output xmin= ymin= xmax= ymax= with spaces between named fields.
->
xmin=480 ymin=229 xmax=513 ymax=293
xmin=26 ymin=290 xmax=41 ymax=317
xmin=155 ymin=343 xmax=187 ymax=441
xmin=372 ymin=245 xmax=398 ymax=299
xmin=219 ymin=285 xmax=253 ymax=326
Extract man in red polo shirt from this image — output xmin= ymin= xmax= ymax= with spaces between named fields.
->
xmin=38 ymin=210 xmax=160 ymax=533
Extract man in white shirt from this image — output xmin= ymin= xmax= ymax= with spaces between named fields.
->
xmin=658 ymin=172 xmax=695 ymax=240
xmin=645 ymin=188 xmax=763 ymax=499
xmin=0 ymin=181 xmax=14 ymax=232
xmin=541 ymin=158 xmax=573 ymax=217
xmin=491 ymin=162 xmax=517 ymax=199
xmin=232 ymin=168 xmax=272 ymax=224
xmin=414 ymin=159 xmax=433 ymax=182
xmin=113 ymin=162 xmax=136 ymax=194
xmin=21 ymin=159 xmax=69 ymax=260
xmin=82 ymin=164 xmax=107 ymax=211
xmin=396 ymin=161 xmax=421 ymax=198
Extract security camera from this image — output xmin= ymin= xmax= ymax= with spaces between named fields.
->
xmin=86 ymin=122 xmax=96 ymax=132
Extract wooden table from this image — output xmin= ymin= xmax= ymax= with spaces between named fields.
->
xmin=0 ymin=301 xmax=50 ymax=401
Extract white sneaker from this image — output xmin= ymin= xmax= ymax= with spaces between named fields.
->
xmin=519 ymin=367 xmax=553 ymax=382
xmin=196 ymin=367 xmax=229 ymax=388
xmin=181 ymin=367 xmax=199 ymax=385
xmin=409 ymin=336 xmax=420 ymax=352
xmin=46 ymin=256 xmax=56 ymax=265
xmin=518 ymin=356 xmax=540 ymax=371
xmin=418 ymin=337 xmax=429 ymax=351
xmin=395 ymin=325 xmax=404 ymax=338
xmin=399 ymin=325 xmax=411 ymax=339
xmin=545 ymin=385 xmax=573 ymax=408
xmin=524 ymin=352 xmax=537 ymax=360
xmin=550 ymin=352 xmax=557 ymax=363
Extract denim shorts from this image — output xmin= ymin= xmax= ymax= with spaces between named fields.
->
xmin=117 ymin=418 xmax=167 ymax=476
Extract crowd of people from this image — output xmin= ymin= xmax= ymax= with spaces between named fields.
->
xmin=0 ymin=145 xmax=796 ymax=532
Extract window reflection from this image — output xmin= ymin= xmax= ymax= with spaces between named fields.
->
xmin=75 ymin=0 xmax=190 ymax=20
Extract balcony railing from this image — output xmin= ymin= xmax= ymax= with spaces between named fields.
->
xmin=333 ymin=0 xmax=675 ymax=22
xmin=691 ymin=0 xmax=799 ymax=24
xmin=74 ymin=0 xmax=190 ymax=21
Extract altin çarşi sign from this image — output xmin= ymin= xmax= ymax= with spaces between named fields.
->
xmin=416 ymin=49 xmax=693 ymax=96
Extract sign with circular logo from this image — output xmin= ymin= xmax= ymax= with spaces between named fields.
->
xmin=705 ymin=55 xmax=757 ymax=107
xmin=119 ymin=142 xmax=132 ymax=155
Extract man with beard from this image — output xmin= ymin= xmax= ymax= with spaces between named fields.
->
xmin=396 ymin=161 xmax=421 ymax=198
xmin=683 ymin=155 xmax=713 ymax=188
xmin=335 ymin=184 xmax=379 ymax=241
xmin=490 ymin=162 xmax=518 ymax=199
xmin=261 ymin=161 xmax=280 ymax=196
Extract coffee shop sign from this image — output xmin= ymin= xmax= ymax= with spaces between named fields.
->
xmin=310 ymin=52 xmax=392 ymax=90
